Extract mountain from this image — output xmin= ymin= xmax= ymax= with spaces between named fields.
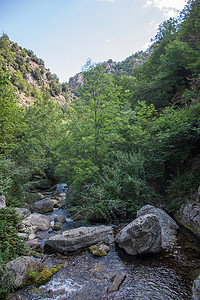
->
xmin=0 ymin=35 xmax=70 ymax=105
xmin=68 ymin=51 xmax=149 ymax=93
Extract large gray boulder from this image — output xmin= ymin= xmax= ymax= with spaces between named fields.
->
xmin=0 ymin=195 xmax=6 ymax=209
xmin=6 ymin=256 xmax=60 ymax=288
xmin=32 ymin=198 xmax=54 ymax=214
xmin=44 ymin=225 xmax=114 ymax=254
xmin=22 ymin=213 xmax=53 ymax=231
xmin=115 ymin=214 xmax=162 ymax=255
xmin=192 ymin=274 xmax=200 ymax=300
xmin=137 ymin=205 xmax=179 ymax=249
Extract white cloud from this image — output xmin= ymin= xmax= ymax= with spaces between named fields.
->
xmin=144 ymin=0 xmax=187 ymax=18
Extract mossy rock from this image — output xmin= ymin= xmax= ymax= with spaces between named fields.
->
xmin=89 ymin=243 xmax=110 ymax=257
xmin=25 ymin=265 xmax=61 ymax=287
xmin=52 ymin=223 xmax=62 ymax=231
xmin=6 ymin=256 xmax=61 ymax=289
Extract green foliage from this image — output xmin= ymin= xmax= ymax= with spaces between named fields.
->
xmin=32 ymin=67 xmax=42 ymax=84
xmin=68 ymin=151 xmax=150 ymax=222
xmin=0 ymin=208 xmax=27 ymax=264
xmin=142 ymin=103 xmax=200 ymax=194
xmin=13 ymin=95 xmax=63 ymax=183
xmin=0 ymin=70 xmax=24 ymax=154
xmin=0 ymin=265 xmax=15 ymax=300
xmin=0 ymin=1 xmax=200 ymax=226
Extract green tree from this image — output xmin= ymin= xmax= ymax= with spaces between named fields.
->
xmin=0 ymin=70 xmax=24 ymax=154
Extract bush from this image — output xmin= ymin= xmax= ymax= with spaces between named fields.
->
xmin=0 ymin=264 xmax=15 ymax=299
xmin=68 ymin=151 xmax=151 ymax=223
xmin=0 ymin=208 xmax=26 ymax=264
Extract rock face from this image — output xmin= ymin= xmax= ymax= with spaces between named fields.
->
xmin=176 ymin=202 xmax=200 ymax=237
xmin=137 ymin=205 xmax=179 ymax=249
xmin=175 ymin=187 xmax=200 ymax=237
xmin=22 ymin=213 xmax=53 ymax=231
xmin=32 ymin=198 xmax=54 ymax=214
xmin=6 ymin=256 xmax=60 ymax=288
xmin=44 ymin=225 xmax=114 ymax=254
xmin=0 ymin=195 xmax=6 ymax=209
xmin=192 ymin=274 xmax=200 ymax=300
xmin=115 ymin=214 xmax=162 ymax=255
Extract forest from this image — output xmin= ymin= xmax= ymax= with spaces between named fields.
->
xmin=0 ymin=0 xmax=200 ymax=283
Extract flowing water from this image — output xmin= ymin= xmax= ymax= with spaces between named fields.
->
xmin=10 ymin=184 xmax=200 ymax=299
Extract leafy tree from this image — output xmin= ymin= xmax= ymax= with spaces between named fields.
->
xmin=13 ymin=95 xmax=62 ymax=181
xmin=0 ymin=70 xmax=24 ymax=154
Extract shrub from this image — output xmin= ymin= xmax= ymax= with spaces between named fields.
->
xmin=0 ymin=208 xmax=27 ymax=264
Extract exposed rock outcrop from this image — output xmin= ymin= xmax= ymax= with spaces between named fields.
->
xmin=175 ymin=187 xmax=200 ymax=237
xmin=44 ymin=225 xmax=114 ymax=254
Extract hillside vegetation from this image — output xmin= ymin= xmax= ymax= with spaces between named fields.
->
xmin=0 ymin=0 xmax=200 ymax=266
xmin=55 ymin=0 xmax=200 ymax=222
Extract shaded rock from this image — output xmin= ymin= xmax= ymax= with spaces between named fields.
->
xmin=22 ymin=213 xmax=53 ymax=231
xmin=25 ymin=239 xmax=42 ymax=251
xmin=0 ymin=195 xmax=6 ymax=209
xmin=107 ymin=273 xmax=126 ymax=293
xmin=89 ymin=243 xmax=110 ymax=257
xmin=137 ymin=205 xmax=179 ymax=249
xmin=32 ymin=198 xmax=54 ymax=214
xmin=52 ymin=223 xmax=62 ymax=231
xmin=175 ymin=199 xmax=200 ymax=237
xmin=192 ymin=274 xmax=200 ymax=300
xmin=54 ymin=215 xmax=66 ymax=224
xmin=44 ymin=225 xmax=114 ymax=254
xmin=35 ymin=180 xmax=52 ymax=190
xmin=6 ymin=256 xmax=60 ymax=288
xmin=116 ymin=214 xmax=162 ymax=255
xmin=15 ymin=207 xmax=31 ymax=219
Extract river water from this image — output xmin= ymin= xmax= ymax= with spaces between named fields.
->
xmin=10 ymin=184 xmax=200 ymax=300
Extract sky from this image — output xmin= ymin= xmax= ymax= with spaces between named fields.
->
xmin=0 ymin=0 xmax=187 ymax=82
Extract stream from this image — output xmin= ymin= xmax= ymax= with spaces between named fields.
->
xmin=11 ymin=184 xmax=200 ymax=299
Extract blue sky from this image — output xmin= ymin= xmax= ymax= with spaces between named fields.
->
xmin=0 ymin=0 xmax=187 ymax=82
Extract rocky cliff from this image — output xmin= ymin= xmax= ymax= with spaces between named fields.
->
xmin=0 ymin=35 xmax=70 ymax=105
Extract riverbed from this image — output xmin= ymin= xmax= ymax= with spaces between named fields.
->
xmin=10 ymin=185 xmax=200 ymax=299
